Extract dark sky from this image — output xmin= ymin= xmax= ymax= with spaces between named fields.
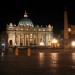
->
xmin=0 ymin=0 xmax=75 ymax=33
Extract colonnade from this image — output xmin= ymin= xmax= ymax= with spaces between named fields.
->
xmin=8 ymin=33 xmax=49 ymax=46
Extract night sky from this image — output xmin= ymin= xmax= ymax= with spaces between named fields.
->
xmin=0 ymin=0 xmax=75 ymax=33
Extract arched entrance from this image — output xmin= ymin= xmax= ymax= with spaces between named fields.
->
xmin=9 ymin=40 xmax=13 ymax=47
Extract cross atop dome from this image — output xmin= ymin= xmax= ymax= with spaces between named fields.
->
xmin=24 ymin=11 xmax=28 ymax=17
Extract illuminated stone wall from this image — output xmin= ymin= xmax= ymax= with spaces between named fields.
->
xmin=6 ymin=11 xmax=53 ymax=47
xmin=6 ymin=23 xmax=53 ymax=47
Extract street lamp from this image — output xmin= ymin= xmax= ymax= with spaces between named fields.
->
xmin=39 ymin=42 xmax=44 ymax=46
xmin=1 ymin=43 xmax=5 ymax=51
xmin=51 ymin=38 xmax=58 ymax=47
xmin=71 ymin=41 xmax=75 ymax=48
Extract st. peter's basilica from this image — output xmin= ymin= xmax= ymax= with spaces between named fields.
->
xmin=6 ymin=11 xmax=53 ymax=47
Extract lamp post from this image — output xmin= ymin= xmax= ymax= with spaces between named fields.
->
xmin=51 ymin=38 xmax=58 ymax=48
xmin=39 ymin=42 xmax=44 ymax=46
xmin=71 ymin=41 xmax=75 ymax=48
xmin=1 ymin=40 xmax=5 ymax=51
xmin=14 ymin=29 xmax=17 ymax=49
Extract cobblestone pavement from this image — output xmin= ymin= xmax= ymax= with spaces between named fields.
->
xmin=0 ymin=48 xmax=75 ymax=75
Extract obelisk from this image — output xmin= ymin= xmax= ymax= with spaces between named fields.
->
xmin=64 ymin=5 xmax=69 ymax=49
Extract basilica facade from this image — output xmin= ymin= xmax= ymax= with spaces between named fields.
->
xmin=6 ymin=11 xmax=53 ymax=47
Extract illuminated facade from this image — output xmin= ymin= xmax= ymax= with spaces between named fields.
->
xmin=6 ymin=11 xmax=53 ymax=47
xmin=68 ymin=25 xmax=75 ymax=34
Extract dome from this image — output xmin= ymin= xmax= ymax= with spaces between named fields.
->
xmin=19 ymin=17 xmax=33 ymax=26
xmin=18 ymin=11 xmax=34 ymax=27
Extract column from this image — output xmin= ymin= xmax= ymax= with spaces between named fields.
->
xmin=20 ymin=34 xmax=21 ymax=46
xmin=45 ymin=33 xmax=46 ymax=46
xmin=38 ymin=34 xmax=40 ymax=46
xmin=23 ymin=34 xmax=24 ymax=46
xmin=32 ymin=34 xmax=34 ymax=44
xmin=23 ymin=34 xmax=25 ymax=46
xmin=46 ymin=33 xmax=48 ymax=46
xmin=25 ymin=35 xmax=26 ymax=46
xmin=42 ymin=35 xmax=43 ymax=42
xmin=15 ymin=32 xmax=16 ymax=45
xmin=37 ymin=34 xmax=38 ymax=46
xmin=45 ymin=32 xmax=46 ymax=46
xmin=28 ymin=34 xmax=29 ymax=46
xmin=36 ymin=35 xmax=37 ymax=44
xmin=18 ymin=34 xmax=20 ymax=46
xmin=13 ymin=34 xmax=15 ymax=46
